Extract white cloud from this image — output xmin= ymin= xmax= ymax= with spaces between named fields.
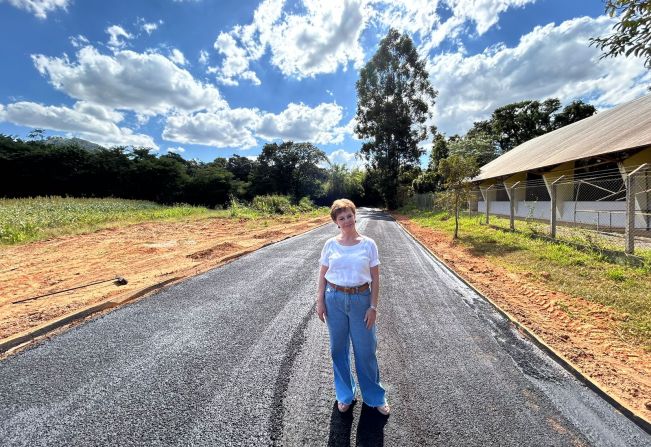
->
xmin=162 ymin=101 xmax=350 ymax=148
xmin=169 ymin=48 xmax=188 ymax=66
xmin=256 ymin=102 xmax=347 ymax=144
xmin=163 ymin=108 xmax=260 ymax=149
xmin=198 ymin=49 xmax=209 ymax=65
xmin=213 ymin=32 xmax=260 ymax=85
xmin=167 ymin=146 xmax=185 ymax=153
xmin=212 ymin=0 xmax=370 ymax=84
xmin=0 ymin=101 xmax=157 ymax=148
xmin=428 ymin=16 xmax=651 ymax=136
xmin=328 ymin=149 xmax=364 ymax=169
xmin=106 ymin=25 xmax=133 ymax=49
xmin=371 ymin=0 xmax=535 ymax=55
xmin=446 ymin=0 xmax=535 ymax=35
xmin=69 ymin=34 xmax=89 ymax=48
xmin=3 ymin=0 xmax=69 ymax=19
xmin=31 ymin=45 xmax=225 ymax=117
xmin=140 ymin=19 xmax=162 ymax=35
xmin=265 ymin=0 xmax=369 ymax=78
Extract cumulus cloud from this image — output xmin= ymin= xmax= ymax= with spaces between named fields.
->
xmin=212 ymin=0 xmax=369 ymax=84
xmin=167 ymin=146 xmax=185 ymax=153
xmin=428 ymin=15 xmax=651 ymax=136
xmin=256 ymin=102 xmax=346 ymax=144
xmin=0 ymin=101 xmax=157 ymax=148
xmin=213 ymin=32 xmax=260 ymax=85
xmin=31 ymin=45 xmax=225 ymax=117
xmin=162 ymin=101 xmax=350 ymax=148
xmin=371 ymin=0 xmax=535 ymax=55
xmin=106 ymin=25 xmax=133 ymax=49
xmin=3 ymin=0 xmax=69 ymax=19
xmin=328 ymin=149 xmax=365 ymax=169
xmin=163 ymin=108 xmax=260 ymax=149
xmin=446 ymin=0 xmax=535 ymax=35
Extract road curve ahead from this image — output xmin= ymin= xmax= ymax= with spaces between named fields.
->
xmin=0 ymin=209 xmax=649 ymax=446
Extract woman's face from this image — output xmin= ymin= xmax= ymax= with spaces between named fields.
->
xmin=335 ymin=209 xmax=356 ymax=230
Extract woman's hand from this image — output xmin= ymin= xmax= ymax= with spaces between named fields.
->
xmin=364 ymin=307 xmax=377 ymax=329
xmin=316 ymin=298 xmax=327 ymax=323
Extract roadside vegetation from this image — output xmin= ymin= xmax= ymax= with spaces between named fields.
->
xmin=399 ymin=207 xmax=651 ymax=350
xmin=0 ymin=195 xmax=328 ymax=245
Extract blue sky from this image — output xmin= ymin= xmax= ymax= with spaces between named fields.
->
xmin=0 ymin=0 xmax=648 ymax=167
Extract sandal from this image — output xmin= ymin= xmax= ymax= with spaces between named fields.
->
xmin=376 ymin=404 xmax=391 ymax=416
xmin=337 ymin=402 xmax=351 ymax=413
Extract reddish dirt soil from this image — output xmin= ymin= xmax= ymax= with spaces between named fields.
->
xmin=0 ymin=215 xmax=329 ymax=344
xmin=393 ymin=213 xmax=651 ymax=424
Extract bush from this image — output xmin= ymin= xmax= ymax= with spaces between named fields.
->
xmin=297 ymin=196 xmax=316 ymax=212
xmin=252 ymin=195 xmax=294 ymax=214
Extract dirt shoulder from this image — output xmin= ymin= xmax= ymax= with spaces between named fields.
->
xmin=0 ymin=215 xmax=330 ymax=345
xmin=393 ymin=213 xmax=651 ymax=424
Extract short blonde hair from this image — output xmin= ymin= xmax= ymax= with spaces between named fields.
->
xmin=330 ymin=198 xmax=356 ymax=222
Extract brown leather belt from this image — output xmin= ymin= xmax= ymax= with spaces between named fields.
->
xmin=327 ymin=282 xmax=370 ymax=294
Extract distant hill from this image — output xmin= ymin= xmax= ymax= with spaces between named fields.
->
xmin=43 ymin=137 xmax=106 ymax=152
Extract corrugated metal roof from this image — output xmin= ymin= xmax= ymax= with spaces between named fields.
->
xmin=473 ymin=94 xmax=651 ymax=181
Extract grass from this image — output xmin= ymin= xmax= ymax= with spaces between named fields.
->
xmin=0 ymin=196 xmax=328 ymax=246
xmin=400 ymin=207 xmax=651 ymax=350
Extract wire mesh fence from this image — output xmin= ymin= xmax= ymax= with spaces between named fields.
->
xmin=469 ymin=164 xmax=651 ymax=254
xmin=408 ymin=164 xmax=649 ymax=254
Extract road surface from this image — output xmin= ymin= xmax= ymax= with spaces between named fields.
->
xmin=1 ymin=209 xmax=649 ymax=446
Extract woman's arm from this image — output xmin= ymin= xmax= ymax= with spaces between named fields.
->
xmin=364 ymin=265 xmax=380 ymax=329
xmin=316 ymin=264 xmax=328 ymax=323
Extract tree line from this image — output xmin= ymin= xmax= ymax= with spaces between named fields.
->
xmin=0 ymin=136 xmax=374 ymax=208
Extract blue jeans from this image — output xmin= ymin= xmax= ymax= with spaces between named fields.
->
xmin=325 ymin=285 xmax=386 ymax=407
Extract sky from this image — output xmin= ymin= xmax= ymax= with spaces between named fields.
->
xmin=0 ymin=0 xmax=649 ymax=168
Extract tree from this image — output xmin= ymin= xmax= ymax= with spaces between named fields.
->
xmin=323 ymin=164 xmax=365 ymax=204
xmin=590 ymin=0 xmax=651 ymax=69
xmin=251 ymin=141 xmax=328 ymax=200
xmin=27 ymin=128 xmax=46 ymax=141
xmin=552 ymin=100 xmax=597 ymax=128
xmin=466 ymin=98 xmax=597 ymax=160
xmin=355 ymin=28 xmax=437 ymax=208
xmin=449 ymin=132 xmax=497 ymax=168
xmin=412 ymin=130 xmax=449 ymax=193
xmin=436 ymin=154 xmax=480 ymax=239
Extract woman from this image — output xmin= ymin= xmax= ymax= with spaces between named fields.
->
xmin=316 ymin=199 xmax=390 ymax=416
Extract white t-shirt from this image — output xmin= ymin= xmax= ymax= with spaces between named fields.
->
xmin=320 ymin=235 xmax=380 ymax=287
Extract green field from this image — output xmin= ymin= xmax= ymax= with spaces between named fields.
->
xmin=400 ymin=208 xmax=651 ymax=350
xmin=0 ymin=196 xmax=327 ymax=245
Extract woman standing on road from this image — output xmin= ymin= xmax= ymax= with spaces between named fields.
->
xmin=316 ymin=199 xmax=390 ymax=416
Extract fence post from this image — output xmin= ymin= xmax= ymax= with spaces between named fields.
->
xmin=550 ymin=176 xmax=564 ymax=239
xmin=625 ymin=164 xmax=648 ymax=254
xmin=485 ymin=185 xmax=493 ymax=225
xmin=508 ymin=181 xmax=520 ymax=231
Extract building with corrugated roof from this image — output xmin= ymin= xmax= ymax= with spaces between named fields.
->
xmin=471 ymin=94 xmax=651 ymax=231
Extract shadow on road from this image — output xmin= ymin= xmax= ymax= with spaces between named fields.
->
xmin=327 ymin=401 xmax=389 ymax=446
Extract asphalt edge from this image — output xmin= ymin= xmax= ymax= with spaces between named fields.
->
xmin=0 ymin=218 xmax=333 ymax=356
xmin=392 ymin=216 xmax=651 ymax=435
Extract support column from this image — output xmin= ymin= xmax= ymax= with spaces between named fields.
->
xmin=550 ymin=176 xmax=564 ymax=238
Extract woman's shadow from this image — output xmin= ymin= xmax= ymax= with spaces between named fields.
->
xmin=327 ymin=400 xmax=389 ymax=446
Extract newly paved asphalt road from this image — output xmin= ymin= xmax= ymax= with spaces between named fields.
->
xmin=1 ymin=209 xmax=649 ymax=446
